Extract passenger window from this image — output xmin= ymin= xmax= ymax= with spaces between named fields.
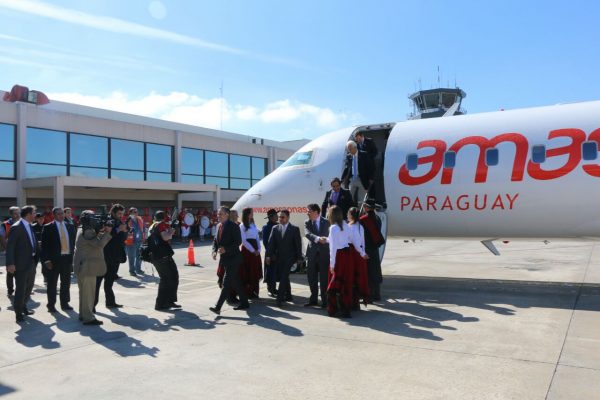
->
xmin=406 ymin=154 xmax=418 ymax=171
xmin=486 ymin=148 xmax=499 ymax=166
xmin=531 ymin=145 xmax=546 ymax=164
xmin=443 ymin=151 xmax=456 ymax=168
xmin=582 ymin=141 xmax=598 ymax=161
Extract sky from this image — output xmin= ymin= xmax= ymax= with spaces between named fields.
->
xmin=0 ymin=0 xmax=598 ymax=141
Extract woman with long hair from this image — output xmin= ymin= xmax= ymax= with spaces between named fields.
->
xmin=347 ymin=207 xmax=370 ymax=309
xmin=240 ymin=207 xmax=263 ymax=298
xmin=326 ymin=205 xmax=365 ymax=318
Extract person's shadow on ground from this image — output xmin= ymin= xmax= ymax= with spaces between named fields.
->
xmin=14 ymin=317 xmax=61 ymax=349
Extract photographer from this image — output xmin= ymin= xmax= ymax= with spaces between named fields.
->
xmin=148 ymin=211 xmax=180 ymax=311
xmin=95 ymin=204 xmax=128 ymax=309
xmin=73 ymin=210 xmax=112 ymax=325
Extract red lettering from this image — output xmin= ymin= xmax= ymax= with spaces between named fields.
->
xmin=401 ymin=196 xmax=411 ymax=211
xmin=506 ymin=193 xmax=519 ymax=209
xmin=426 ymin=195 xmax=438 ymax=210
xmin=441 ymin=196 xmax=453 ymax=210
xmin=491 ymin=195 xmax=505 ymax=210
xmin=583 ymin=128 xmax=600 ymax=177
xmin=441 ymin=133 xmax=528 ymax=185
xmin=411 ymin=197 xmax=423 ymax=211
xmin=474 ymin=194 xmax=487 ymax=210
xmin=399 ymin=140 xmax=446 ymax=186
xmin=456 ymin=195 xmax=470 ymax=210
xmin=527 ymin=129 xmax=586 ymax=180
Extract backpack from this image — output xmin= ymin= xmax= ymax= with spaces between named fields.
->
xmin=140 ymin=227 xmax=159 ymax=262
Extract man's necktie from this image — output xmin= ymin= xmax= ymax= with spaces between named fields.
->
xmin=218 ymin=224 xmax=223 ymax=242
xmin=59 ymin=223 xmax=68 ymax=253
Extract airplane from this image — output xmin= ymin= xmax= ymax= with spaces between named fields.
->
xmin=233 ymin=100 xmax=600 ymax=256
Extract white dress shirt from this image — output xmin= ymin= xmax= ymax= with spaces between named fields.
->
xmin=280 ymin=223 xmax=289 ymax=238
xmin=240 ymin=223 xmax=261 ymax=253
xmin=21 ymin=220 xmax=35 ymax=254
xmin=327 ymin=221 xmax=364 ymax=268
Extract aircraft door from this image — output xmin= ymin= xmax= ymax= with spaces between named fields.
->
xmin=348 ymin=124 xmax=394 ymax=261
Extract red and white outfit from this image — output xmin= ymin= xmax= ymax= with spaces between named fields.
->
xmin=326 ymin=221 xmax=365 ymax=316
xmin=240 ymin=223 xmax=263 ymax=298
xmin=348 ymin=222 xmax=370 ymax=307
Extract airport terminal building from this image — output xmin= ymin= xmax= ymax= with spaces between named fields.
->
xmin=0 ymin=90 xmax=307 ymax=217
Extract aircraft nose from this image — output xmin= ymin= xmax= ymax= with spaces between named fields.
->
xmin=233 ymin=166 xmax=323 ymax=215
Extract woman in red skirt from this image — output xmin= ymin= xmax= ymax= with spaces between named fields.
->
xmin=240 ymin=207 xmax=263 ymax=299
xmin=347 ymin=207 xmax=370 ymax=309
xmin=326 ymin=205 xmax=365 ymax=318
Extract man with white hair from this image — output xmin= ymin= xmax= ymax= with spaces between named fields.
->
xmin=341 ymin=132 xmax=377 ymax=204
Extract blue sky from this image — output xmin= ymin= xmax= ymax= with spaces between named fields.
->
xmin=0 ymin=0 xmax=597 ymax=140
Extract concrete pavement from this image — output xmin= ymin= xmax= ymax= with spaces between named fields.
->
xmin=0 ymin=238 xmax=599 ymax=399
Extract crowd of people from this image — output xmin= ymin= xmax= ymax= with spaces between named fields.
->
xmin=0 ymin=204 xmax=180 ymax=325
xmin=209 ymin=176 xmax=385 ymax=319
xmin=0 ymin=131 xmax=385 ymax=324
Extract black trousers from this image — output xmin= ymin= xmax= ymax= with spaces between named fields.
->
xmin=95 ymin=261 xmax=119 ymax=306
xmin=152 ymin=256 xmax=179 ymax=308
xmin=46 ymin=255 xmax=72 ymax=308
xmin=6 ymin=271 xmax=15 ymax=294
xmin=307 ymin=251 xmax=329 ymax=304
xmin=277 ymin=263 xmax=293 ymax=302
xmin=216 ymin=260 xmax=248 ymax=309
xmin=13 ymin=264 xmax=36 ymax=316
xmin=366 ymin=247 xmax=382 ymax=300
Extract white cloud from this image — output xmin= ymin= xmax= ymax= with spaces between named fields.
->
xmin=0 ymin=0 xmax=302 ymax=66
xmin=47 ymin=91 xmax=356 ymax=137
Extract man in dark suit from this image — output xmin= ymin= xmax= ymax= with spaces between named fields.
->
xmin=210 ymin=206 xmax=249 ymax=315
xmin=96 ymin=204 xmax=128 ymax=309
xmin=304 ymin=204 xmax=330 ymax=308
xmin=261 ymin=209 xmax=279 ymax=296
xmin=6 ymin=205 xmax=40 ymax=323
xmin=266 ymin=209 xmax=303 ymax=307
xmin=342 ymin=132 xmax=378 ymax=204
xmin=321 ymin=177 xmax=355 ymax=219
xmin=41 ymin=207 xmax=76 ymax=312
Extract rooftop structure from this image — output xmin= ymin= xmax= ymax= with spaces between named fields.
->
xmin=408 ymin=87 xmax=467 ymax=119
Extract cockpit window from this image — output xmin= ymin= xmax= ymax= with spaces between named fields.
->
xmin=280 ymin=150 xmax=314 ymax=168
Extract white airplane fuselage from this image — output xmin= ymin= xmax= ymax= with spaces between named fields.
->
xmin=234 ymin=101 xmax=600 ymax=240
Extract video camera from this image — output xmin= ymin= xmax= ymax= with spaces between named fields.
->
xmin=80 ymin=213 xmax=114 ymax=233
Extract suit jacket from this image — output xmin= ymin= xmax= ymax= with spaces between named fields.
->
xmin=73 ymin=230 xmax=112 ymax=277
xmin=321 ymin=188 xmax=355 ymax=218
xmin=214 ymin=220 xmax=242 ymax=264
xmin=5 ymin=220 xmax=40 ymax=270
xmin=266 ymin=223 xmax=302 ymax=269
xmin=103 ymin=219 xmax=127 ymax=265
xmin=341 ymin=137 xmax=378 ymax=189
xmin=41 ymin=221 xmax=76 ymax=265
xmin=304 ymin=217 xmax=330 ymax=260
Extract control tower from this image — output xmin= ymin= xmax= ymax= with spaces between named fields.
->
xmin=408 ymin=87 xmax=466 ymax=119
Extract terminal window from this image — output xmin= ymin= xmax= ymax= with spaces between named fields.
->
xmin=26 ymin=127 xmax=67 ymax=178
xmin=0 ymin=123 xmax=15 ymax=179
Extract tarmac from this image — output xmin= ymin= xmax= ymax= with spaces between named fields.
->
xmin=0 ymin=238 xmax=599 ymax=400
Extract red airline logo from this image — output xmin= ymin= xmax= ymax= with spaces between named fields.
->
xmin=399 ymin=128 xmax=600 ymax=185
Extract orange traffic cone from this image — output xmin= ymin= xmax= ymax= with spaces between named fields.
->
xmin=185 ymin=239 xmax=199 ymax=266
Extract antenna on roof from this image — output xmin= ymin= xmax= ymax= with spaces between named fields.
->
xmin=437 ymin=66 xmax=440 ymax=87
